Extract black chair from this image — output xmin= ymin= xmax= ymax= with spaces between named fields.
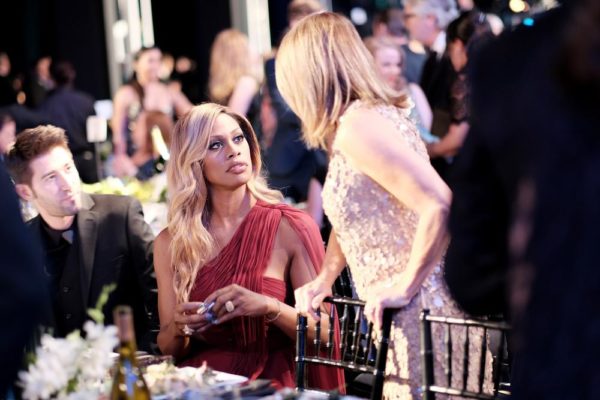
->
xmin=332 ymin=266 xmax=355 ymax=299
xmin=295 ymin=296 xmax=396 ymax=400
xmin=420 ymin=309 xmax=511 ymax=399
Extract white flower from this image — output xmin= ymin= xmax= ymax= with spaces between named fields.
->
xmin=78 ymin=322 xmax=118 ymax=383
xmin=19 ymin=322 xmax=118 ymax=400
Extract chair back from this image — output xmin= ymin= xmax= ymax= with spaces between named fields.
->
xmin=296 ymin=296 xmax=395 ymax=400
xmin=420 ymin=309 xmax=511 ymax=399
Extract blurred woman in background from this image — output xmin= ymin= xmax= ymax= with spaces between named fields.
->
xmin=111 ymin=46 xmax=191 ymax=177
xmin=364 ymin=36 xmax=436 ymax=143
xmin=208 ymin=29 xmax=262 ymax=120
xmin=426 ymin=11 xmax=493 ymax=159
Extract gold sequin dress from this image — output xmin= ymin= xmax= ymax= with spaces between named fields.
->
xmin=322 ymin=100 xmax=492 ymax=399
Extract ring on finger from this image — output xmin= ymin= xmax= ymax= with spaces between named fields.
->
xmin=225 ymin=300 xmax=235 ymax=313
xmin=182 ymin=324 xmax=194 ymax=336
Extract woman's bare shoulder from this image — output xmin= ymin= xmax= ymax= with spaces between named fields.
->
xmin=277 ymin=209 xmax=321 ymax=252
xmin=114 ymin=84 xmax=138 ymax=100
xmin=337 ymin=103 xmax=395 ymax=148
xmin=155 ymin=228 xmax=172 ymax=254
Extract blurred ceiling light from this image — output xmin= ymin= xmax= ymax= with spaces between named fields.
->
xmin=113 ymin=19 xmax=129 ymax=38
xmin=350 ymin=7 xmax=368 ymax=25
xmin=509 ymin=0 xmax=528 ymax=13
xmin=112 ymin=20 xmax=129 ymax=63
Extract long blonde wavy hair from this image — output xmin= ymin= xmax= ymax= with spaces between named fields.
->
xmin=208 ymin=29 xmax=261 ymax=105
xmin=167 ymin=103 xmax=282 ymax=303
xmin=275 ymin=12 xmax=409 ymax=149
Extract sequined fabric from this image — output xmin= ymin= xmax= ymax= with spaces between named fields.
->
xmin=322 ymin=100 xmax=492 ymax=399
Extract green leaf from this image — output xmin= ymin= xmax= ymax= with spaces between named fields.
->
xmin=25 ymin=352 xmax=36 ymax=366
xmin=87 ymin=283 xmax=117 ymax=323
xmin=87 ymin=309 xmax=105 ymax=324
xmin=66 ymin=376 xmax=78 ymax=393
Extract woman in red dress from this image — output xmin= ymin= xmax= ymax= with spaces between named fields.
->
xmin=154 ymin=103 xmax=344 ymax=391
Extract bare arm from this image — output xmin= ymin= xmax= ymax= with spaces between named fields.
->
xmin=305 ymin=178 xmax=324 ymax=228
xmin=111 ymin=86 xmax=135 ymax=156
xmin=227 ymin=76 xmax=259 ymax=116
xmin=282 ymin=217 xmax=333 ymax=341
xmin=427 ymin=121 xmax=470 ymax=158
xmin=294 ymin=229 xmax=347 ymax=321
xmin=336 ymin=107 xmax=451 ymax=325
xmin=110 ymin=86 xmax=140 ymax=176
xmin=169 ymin=86 xmax=193 ymax=117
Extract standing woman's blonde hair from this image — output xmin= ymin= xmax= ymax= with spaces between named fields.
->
xmin=208 ymin=29 xmax=261 ymax=105
xmin=276 ymin=12 xmax=409 ymax=149
xmin=167 ymin=103 xmax=282 ymax=303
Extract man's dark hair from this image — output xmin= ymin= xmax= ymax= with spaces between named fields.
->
xmin=373 ymin=8 xmax=408 ymax=38
xmin=5 ymin=125 xmax=70 ymax=185
xmin=50 ymin=60 xmax=76 ymax=87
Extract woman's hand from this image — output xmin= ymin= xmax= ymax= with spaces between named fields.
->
xmin=112 ymin=153 xmax=138 ymax=177
xmin=171 ymin=302 xmax=212 ymax=337
xmin=294 ymin=277 xmax=332 ymax=321
xmin=364 ymin=279 xmax=419 ymax=328
xmin=198 ymin=284 xmax=274 ymax=330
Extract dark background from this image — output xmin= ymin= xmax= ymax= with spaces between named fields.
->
xmin=0 ymin=0 xmax=508 ymax=101
xmin=0 ymin=0 xmax=298 ymax=101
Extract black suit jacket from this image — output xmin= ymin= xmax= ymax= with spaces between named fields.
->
xmin=445 ymin=6 xmax=600 ymax=398
xmin=29 ymin=193 xmax=158 ymax=352
xmin=0 ymin=163 xmax=46 ymax=394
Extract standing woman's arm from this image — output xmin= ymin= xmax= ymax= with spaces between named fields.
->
xmin=335 ymin=106 xmax=451 ymax=326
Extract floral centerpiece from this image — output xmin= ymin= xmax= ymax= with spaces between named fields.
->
xmin=81 ymin=174 xmax=167 ymax=204
xmin=18 ymin=285 xmax=119 ymax=400
xmin=82 ymin=174 xmax=169 ymax=235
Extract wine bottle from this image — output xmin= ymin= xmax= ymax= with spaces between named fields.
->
xmin=110 ymin=306 xmax=151 ymax=400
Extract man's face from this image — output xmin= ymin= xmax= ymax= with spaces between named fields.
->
xmin=20 ymin=146 xmax=82 ymax=219
xmin=404 ymin=4 xmax=437 ymax=47
xmin=0 ymin=120 xmax=16 ymax=154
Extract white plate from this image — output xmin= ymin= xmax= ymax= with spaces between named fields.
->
xmin=174 ymin=367 xmax=247 ymax=388
xmin=149 ymin=367 xmax=248 ymax=399
xmin=213 ymin=371 xmax=248 ymax=388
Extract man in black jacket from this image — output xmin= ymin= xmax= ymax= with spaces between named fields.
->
xmin=403 ymin=0 xmax=458 ymax=137
xmin=403 ymin=0 xmax=458 ymax=180
xmin=6 ymin=125 xmax=158 ymax=352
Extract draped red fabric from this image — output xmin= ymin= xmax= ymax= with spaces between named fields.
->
xmin=179 ymin=201 xmax=345 ymax=392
